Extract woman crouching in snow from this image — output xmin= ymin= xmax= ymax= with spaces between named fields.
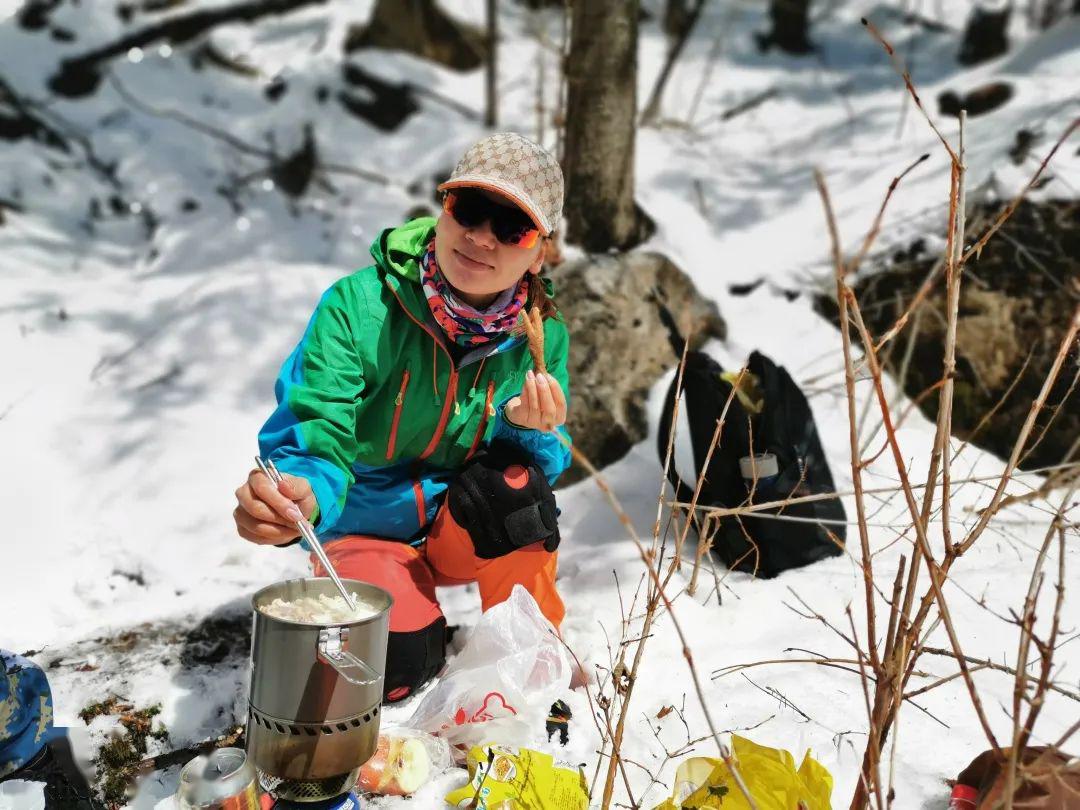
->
xmin=233 ymin=132 xmax=571 ymax=703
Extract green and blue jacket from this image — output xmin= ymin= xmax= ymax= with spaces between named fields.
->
xmin=258 ymin=217 xmax=572 ymax=546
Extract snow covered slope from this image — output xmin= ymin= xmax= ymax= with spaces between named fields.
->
xmin=1 ymin=1 xmax=1078 ymax=807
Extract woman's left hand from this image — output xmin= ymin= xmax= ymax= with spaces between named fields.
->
xmin=504 ymin=370 xmax=567 ymax=433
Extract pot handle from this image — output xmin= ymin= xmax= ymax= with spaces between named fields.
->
xmin=317 ymin=630 xmax=383 ymax=687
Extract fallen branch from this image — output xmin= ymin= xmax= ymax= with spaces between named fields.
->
xmin=134 ymin=726 xmax=244 ymax=775
xmin=49 ymin=0 xmax=330 ymax=98
xmin=106 ymin=71 xmax=391 ymax=187
xmin=721 ymin=87 xmax=780 ymax=122
xmin=0 ymin=74 xmax=71 ymax=152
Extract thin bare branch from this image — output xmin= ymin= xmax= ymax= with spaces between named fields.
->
xmin=916 ymin=647 xmax=1080 ymax=704
xmin=961 ymin=118 xmax=1079 ymax=264
xmin=847 ymin=153 xmax=931 ymax=277
xmin=860 ymin=17 xmax=958 ymax=163
xmin=568 ymin=441 xmax=760 ymax=810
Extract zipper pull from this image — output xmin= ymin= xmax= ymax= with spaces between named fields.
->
xmin=395 ymin=391 xmax=404 ymax=406
xmin=454 ymin=400 xmax=461 ymax=417
xmin=488 ymin=403 xmax=496 ymax=418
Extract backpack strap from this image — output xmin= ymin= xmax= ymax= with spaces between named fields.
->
xmin=657 ymin=369 xmax=698 ymax=505
xmin=655 ymin=296 xmax=687 ymax=358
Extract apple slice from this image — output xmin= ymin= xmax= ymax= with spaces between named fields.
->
xmin=358 ymin=734 xmax=432 ymax=796
xmin=391 ymin=737 xmax=431 ymax=795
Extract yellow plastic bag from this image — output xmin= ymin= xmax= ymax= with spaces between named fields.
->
xmin=445 ymin=744 xmax=589 ymax=810
xmin=720 ymin=371 xmax=764 ymax=415
xmin=653 ymin=734 xmax=832 ymax=810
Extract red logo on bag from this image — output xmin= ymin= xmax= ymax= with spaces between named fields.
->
xmin=449 ymin=692 xmax=519 ymax=727
xmin=471 ymin=692 xmax=518 ymax=722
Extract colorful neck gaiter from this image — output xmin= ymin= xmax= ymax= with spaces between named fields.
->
xmin=420 ymin=241 xmax=530 ymax=347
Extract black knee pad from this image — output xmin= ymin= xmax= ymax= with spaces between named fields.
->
xmin=447 ymin=443 xmax=560 ymax=560
xmin=383 ymin=617 xmax=447 ymax=703
xmin=6 ymin=737 xmax=100 ymax=810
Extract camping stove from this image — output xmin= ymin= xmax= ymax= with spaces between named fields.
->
xmin=257 ymin=783 xmax=360 ymax=809
xmin=173 ymin=744 xmax=362 ymax=809
xmin=246 ymin=578 xmax=391 ymax=806
xmin=257 ymin=770 xmax=362 ymax=807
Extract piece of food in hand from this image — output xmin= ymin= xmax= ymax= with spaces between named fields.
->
xmin=518 ymin=305 xmax=547 ymax=375
xmin=359 ymin=734 xmax=432 ymax=796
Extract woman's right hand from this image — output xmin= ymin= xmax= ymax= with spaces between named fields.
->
xmin=233 ymin=470 xmax=317 ymax=545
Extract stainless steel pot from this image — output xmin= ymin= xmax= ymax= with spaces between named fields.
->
xmin=246 ymin=578 xmax=392 ymax=798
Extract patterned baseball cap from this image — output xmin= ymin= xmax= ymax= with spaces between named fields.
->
xmin=438 ymin=132 xmax=564 ymax=236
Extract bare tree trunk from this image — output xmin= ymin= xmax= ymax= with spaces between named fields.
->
xmin=563 ymin=0 xmax=642 ymax=252
xmin=958 ymin=4 xmax=1011 ymax=66
xmin=663 ymin=0 xmax=689 ymax=35
xmin=485 ymin=0 xmax=498 ymax=127
xmin=755 ymin=0 xmax=814 ymax=55
xmin=530 ymin=10 xmax=546 ymax=145
xmin=641 ymin=0 xmax=708 ymax=125
xmin=1040 ymin=0 xmax=1064 ymax=27
xmin=555 ymin=0 xmax=569 ymax=164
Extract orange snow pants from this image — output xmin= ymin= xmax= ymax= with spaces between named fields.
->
xmin=312 ymin=502 xmax=563 ymax=702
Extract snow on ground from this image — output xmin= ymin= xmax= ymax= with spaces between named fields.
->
xmin=1 ymin=0 xmax=1079 ymax=807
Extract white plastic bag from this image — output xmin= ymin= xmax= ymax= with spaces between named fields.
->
xmin=405 ymin=585 xmax=571 ymax=751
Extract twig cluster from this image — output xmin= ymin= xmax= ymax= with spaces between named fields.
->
xmin=807 ymin=21 xmax=1080 ymax=810
xmin=572 ymin=18 xmax=1079 ymax=810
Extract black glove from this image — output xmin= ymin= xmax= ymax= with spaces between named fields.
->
xmin=447 ymin=443 xmax=560 ymax=559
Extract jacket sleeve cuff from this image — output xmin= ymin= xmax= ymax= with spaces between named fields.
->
xmin=490 ymin=397 xmax=572 ymax=486
xmin=492 ymin=398 xmax=537 ymax=438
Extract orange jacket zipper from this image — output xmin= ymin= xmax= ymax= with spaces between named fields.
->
xmin=420 ymin=369 xmax=458 ymax=460
xmin=466 ymin=380 xmax=497 ymax=459
xmin=385 ymin=369 xmax=411 ymax=460
xmin=388 ymin=286 xmax=462 ymax=462
xmin=411 ymin=478 xmax=426 ymax=529
xmin=388 ymin=285 xmax=496 ymax=533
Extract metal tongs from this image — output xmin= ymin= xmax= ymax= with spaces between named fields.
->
xmin=255 ymin=456 xmax=357 ymax=610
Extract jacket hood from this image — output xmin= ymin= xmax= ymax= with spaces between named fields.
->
xmin=370 ymin=216 xmax=437 ymax=284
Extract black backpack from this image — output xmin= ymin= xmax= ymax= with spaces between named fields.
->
xmin=657 ymin=348 xmax=846 ymax=579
